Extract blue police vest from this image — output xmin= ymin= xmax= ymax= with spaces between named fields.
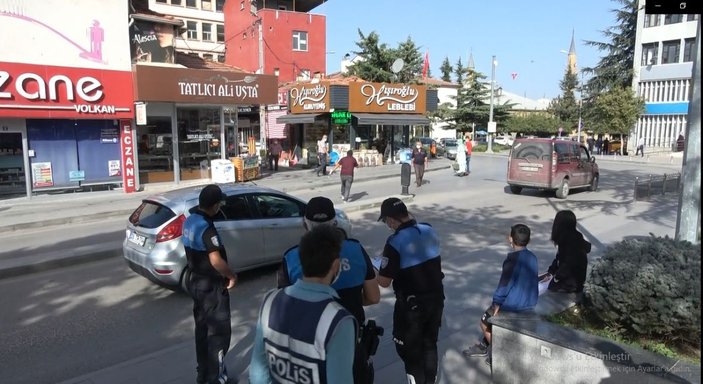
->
xmin=284 ymin=239 xmax=368 ymax=290
xmin=260 ymin=289 xmax=353 ymax=384
xmin=182 ymin=211 xmax=223 ymax=277
xmin=388 ymin=223 xmax=440 ymax=269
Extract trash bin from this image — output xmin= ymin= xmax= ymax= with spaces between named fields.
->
xmin=400 ymin=163 xmax=411 ymax=195
xmin=211 ymin=159 xmax=236 ymax=183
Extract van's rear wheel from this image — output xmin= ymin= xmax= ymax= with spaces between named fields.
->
xmin=555 ymin=179 xmax=570 ymax=199
xmin=509 ymin=185 xmax=522 ymax=194
xmin=179 ymin=267 xmax=192 ymax=295
xmin=588 ymin=175 xmax=599 ymax=192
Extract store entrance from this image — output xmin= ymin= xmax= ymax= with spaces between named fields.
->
xmin=0 ymin=132 xmax=25 ymax=197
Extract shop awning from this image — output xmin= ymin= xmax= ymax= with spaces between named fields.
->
xmin=276 ymin=113 xmax=321 ymax=124
xmin=353 ymin=113 xmax=430 ymax=125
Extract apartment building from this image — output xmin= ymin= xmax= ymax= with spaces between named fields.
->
xmin=148 ymin=0 xmax=226 ymax=62
xmin=631 ymin=0 xmax=699 ymax=153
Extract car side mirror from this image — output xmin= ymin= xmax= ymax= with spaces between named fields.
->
xmin=590 ymin=156 xmax=596 ymax=163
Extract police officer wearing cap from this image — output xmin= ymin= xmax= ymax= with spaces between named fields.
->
xmin=250 ymin=224 xmax=358 ymax=384
xmin=183 ymin=184 xmax=237 ymax=384
xmin=277 ymin=196 xmax=381 ymax=384
xmin=377 ymin=197 xmax=444 ymax=384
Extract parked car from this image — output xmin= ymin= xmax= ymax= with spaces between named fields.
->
xmin=123 ymin=184 xmax=352 ymax=292
xmin=494 ymin=135 xmax=515 ymax=146
xmin=416 ymin=137 xmax=444 ymax=158
xmin=506 ymin=138 xmax=599 ymax=199
xmin=443 ymin=139 xmax=459 ymax=160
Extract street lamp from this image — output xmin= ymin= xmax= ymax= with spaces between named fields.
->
xmin=487 ymin=55 xmax=497 ymax=153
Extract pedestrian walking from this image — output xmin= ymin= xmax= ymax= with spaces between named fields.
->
xmin=377 ymin=198 xmax=444 ymax=384
xmin=411 ymin=140 xmax=429 ymax=187
xmin=182 ymin=184 xmax=238 ymax=384
xmin=465 ymin=133 xmax=473 ymax=174
xmin=250 ymin=224 xmax=358 ymax=384
xmin=455 ymin=136 xmax=467 ymax=176
xmin=268 ymin=139 xmax=283 ymax=171
xmin=603 ymin=138 xmax=610 ymax=155
xmin=586 ymin=136 xmax=595 ymax=153
xmin=316 ymin=134 xmax=329 ymax=176
xmin=277 ymin=196 xmax=381 ymax=383
xmin=635 ymin=137 xmax=645 ymax=157
xmin=330 ymin=150 xmax=359 ymax=202
xmin=595 ymin=137 xmax=602 ymax=155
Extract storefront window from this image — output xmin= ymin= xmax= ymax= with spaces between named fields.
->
xmin=138 ymin=116 xmax=174 ymax=183
xmin=0 ymin=132 xmax=24 ymax=197
xmin=177 ymin=107 xmax=221 ymax=180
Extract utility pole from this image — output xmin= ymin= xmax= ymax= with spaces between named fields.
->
xmin=676 ymin=18 xmax=701 ymax=243
xmin=257 ymin=18 xmax=267 ymax=157
xmin=487 ymin=56 xmax=497 ymax=153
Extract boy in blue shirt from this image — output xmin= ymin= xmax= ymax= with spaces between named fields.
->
xmin=463 ymin=223 xmax=538 ymax=366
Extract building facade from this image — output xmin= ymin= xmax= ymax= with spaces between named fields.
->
xmin=148 ymin=0 xmax=227 ymax=62
xmin=631 ymin=0 xmax=699 ymax=153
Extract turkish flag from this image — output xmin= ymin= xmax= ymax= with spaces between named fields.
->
xmin=422 ymin=51 xmax=429 ymax=79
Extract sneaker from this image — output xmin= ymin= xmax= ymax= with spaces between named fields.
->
xmin=341 ymin=195 xmax=345 ymax=200
xmin=462 ymin=342 xmax=489 ymax=357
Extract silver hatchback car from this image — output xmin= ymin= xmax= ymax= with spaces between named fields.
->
xmin=123 ymin=184 xmax=352 ymax=292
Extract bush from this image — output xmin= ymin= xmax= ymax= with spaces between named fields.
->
xmin=585 ymin=235 xmax=701 ymax=342
xmin=472 ymin=143 xmax=510 ymax=152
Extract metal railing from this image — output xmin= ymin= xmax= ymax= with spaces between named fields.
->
xmin=634 ymin=172 xmax=681 ymax=200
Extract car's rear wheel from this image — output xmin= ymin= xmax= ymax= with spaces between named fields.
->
xmin=588 ymin=175 xmax=599 ymax=192
xmin=509 ymin=185 xmax=522 ymax=194
xmin=555 ymin=179 xmax=570 ymax=199
xmin=179 ymin=267 xmax=192 ymax=295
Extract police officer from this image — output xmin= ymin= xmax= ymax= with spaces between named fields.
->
xmin=250 ymin=224 xmax=358 ymax=384
xmin=277 ymin=196 xmax=381 ymax=383
xmin=376 ymin=197 xmax=444 ymax=384
xmin=183 ymin=184 xmax=237 ymax=384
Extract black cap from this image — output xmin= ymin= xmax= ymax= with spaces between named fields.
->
xmin=199 ymin=184 xmax=225 ymax=208
xmin=305 ymin=196 xmax=336 ymax=222
xmin=378 ymin=197 xmax=408 ymax=221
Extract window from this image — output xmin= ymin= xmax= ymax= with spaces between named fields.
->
xmin=156 ymin=0 xmax=167 ymax=3
xmin=219 ymin=196 xmax=253 ymax=221
xmin=171 ymin=0 xmax=182 ymax=5
xmin=299 ymin=69 xmax=310 ymax=80
xmin=644 ymin=14 xmax=660 ymax=28
xmin=217 ymin=55 xmax=225 ymax=63
xmin=661 ymin=40 xmax=680 ymax=64
xmin=217 ymin=24 xmax=224 ymax=42
xmin=664 ymin=14 xmax=683 ymax=25
xmin=202 ymin=23 xmax=212 ymax=41
xmin=186 ymin=0 xmax=196 ymax=7
xmin=203 ymin=53 xmax=213 ymax=61
xmin=252 ymin=194 xmax=304 ymax=219
xmin=641 ymin=43 xmax=658 ymax=66
xmin=687 ymin=14 xmax=699 ymax=22
xmin=683 ymin=39 xmax=695 ymax=62
xmin=216 ymin=0 xmax=225 ymax=11
xmin=202 ymin=0 xmax=212 ymax=10
xmin=186 ymin=21 xmax=198 ymax=39
xmin=274 ymin=68 xmax=280 ymax=76
xmin=292 ymin=31 xmax=308 ymax=51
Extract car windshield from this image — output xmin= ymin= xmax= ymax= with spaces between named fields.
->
xmin=419 ymin=138 xmax=433 ymax=145
xmin=444 ymin=139 xmax=457 ymax=146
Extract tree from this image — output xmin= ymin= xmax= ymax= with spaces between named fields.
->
xmin=440 ymin=56 xmax=453 ymax=82
xmin=346 ymin=29 xmax=396 ymax=83
xmin=586 ymin=86 xmax=644 ymax=154
xmin=548 ymin=69 xmax=580 ymax=130
xmin=445 ymin=67 xmax=513 ymax=133
xmin=582 ymin=0 xmax=638 ymax=97
xmin=503 ymin=113 xmax=561 ymax=136
xmin=454 ymin=58 xmax=465 ymax=84
xmin=393 ymin=37 xmax=423 ymax=83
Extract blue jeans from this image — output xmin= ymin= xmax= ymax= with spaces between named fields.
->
xmin=465 ymin=155 xmax=471 ymax=172
xmin=340 ymin=175 xmax=353 ymax=201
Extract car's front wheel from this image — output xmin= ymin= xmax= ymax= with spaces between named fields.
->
xmin=555 ymin=179 xmax=570 ymax=199
xmin=588 ymin=175 xmax=599 ymax=192
xmin=179 ymin=267 xmax=192 ymax=295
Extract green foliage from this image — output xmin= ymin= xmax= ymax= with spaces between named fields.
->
xmin=454 ymin=58 xmax=464 ymax=85
xmin=585 ymin=235 xmax=701 ymax=342
xmin=548 ymin=70 xmax=580 ymax=129
xmin=346 ymin=30 xmax=423 ymax=84
xmin=393 ymin=37 xmax=423 ymax=84
xmin=582 ymin=0 xmax=638 ymax=97
xmin=503 ymin=113 xmax=561 ymax=136
xmin=584 ymin=86 xmax=644 ymax=136
xmin=444 ymin=67 xmax=512 ymax=133
xmin=440 ymin=56 xmax=453 ymax=82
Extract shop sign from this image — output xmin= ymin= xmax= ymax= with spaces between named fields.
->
xmin=32 ymin=162 xmax=54 ymax=188
xmin=133 ymin=65 xmax=278 ymax=105
xmin=108 ymin=160 xmax=121 ymax=176
xmin=69 ymin=170 xmax=85 ymax=182
xmin=289 ymin=82 xmax=330 ymax=114
xmin=331 ymin=110 xmax=351 ymax=125
xmin=278 ymin=89 xmax=289 ymax=106
xmin=101 ymin=127 xmax=119 ymax=143
xmin=0 ymin=62 xmax=134 ymax=119
xmin=349 ymin=82 xmax=427 ymax=114
xmin=120 ymin=120 xmax=137 ymax=193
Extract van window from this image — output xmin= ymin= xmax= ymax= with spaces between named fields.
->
xmin=555 ymin=142 xmax=571 ymax=163
xmin=579 ymin=146 xmax=591 ymax=162
xmin=511 ymin=142 xmax=551 ymax=160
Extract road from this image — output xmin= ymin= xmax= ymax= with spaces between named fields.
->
xmin=0 ymin=156 xmax=682 ymax=384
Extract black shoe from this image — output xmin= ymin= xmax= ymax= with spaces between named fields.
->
xmin=463 ymin=341 xmax=489 ymax=357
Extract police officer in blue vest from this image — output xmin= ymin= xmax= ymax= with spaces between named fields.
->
xmin=277 ymin=196 xmax=381 ymax=383
xmin=377 ymin=197 xmax=444 ymax=384
xmin=183 ymin=184 xmax=238 ymax=384
xmin=250 ymin=224 xmax=358 ymax=384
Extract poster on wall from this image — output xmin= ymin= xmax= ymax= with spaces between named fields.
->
xmin=101 ymin=127 xmax=120 ymax=143
xmin=130 ymin=20 xmax=176 ymax=64
xmin=108 ymin=160 xmax=121 ymax=176
xmin=32 ymin=162 xmax=54 ymax=188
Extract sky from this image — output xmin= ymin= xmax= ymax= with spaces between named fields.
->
xmin=316 ymin=0 xmax=620 ymax=101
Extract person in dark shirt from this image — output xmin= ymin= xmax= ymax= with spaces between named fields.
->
xmin=330 ymin=150 xmax=359 ymax=202
xmin=411 ymin=141 xmax=429 ymax=187
xmin=545 ymin=210 xmax=591 ymax=293
xmin=463 ymin=224 xmax=538 ymax=367
xmin=377 ymin=197 xmax=444 ymax=384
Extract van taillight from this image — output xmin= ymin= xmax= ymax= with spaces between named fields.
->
xmin=156 ymin=214 xmax=185 ymax=243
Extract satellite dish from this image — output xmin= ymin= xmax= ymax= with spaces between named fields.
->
xmin=391 ymin=58 xmax=405 ymax=74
